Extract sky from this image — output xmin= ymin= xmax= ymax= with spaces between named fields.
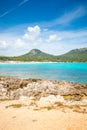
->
xmin=0 ymin=0 xmax=87 ymax=56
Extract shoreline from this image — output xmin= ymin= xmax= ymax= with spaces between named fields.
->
xmin=0 ymin=61 xmax=58 ymax=64
xmin=0 ymin=75 xmax=87 ymax=84
xmin=0 ymin=75 xmax=87 ymax=100
xmin=0 ymin=76 xmax=87 ymax=130
xmin=0 ymin=61 xmax=87 ymax=64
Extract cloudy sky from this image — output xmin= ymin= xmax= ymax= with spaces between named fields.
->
xmin=0 ymin=0 xmax=87 ymax=56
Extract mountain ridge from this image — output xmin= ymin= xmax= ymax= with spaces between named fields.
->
xmin=59 ymin=48 xmax=87 ymax=62
xmin=0 ymin=48 xmax=87 ymax=62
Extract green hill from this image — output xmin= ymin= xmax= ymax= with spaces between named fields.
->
xmin=12 ymin=49 xmax=59 ymax=62
xmin=0 ymin=48 xmax=87 ymax=62
xmin=58 ymin=48 xmax=87 ymax=62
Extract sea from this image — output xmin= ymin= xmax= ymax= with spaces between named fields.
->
xmin=0 ymin=62 xmax=87 ymax=84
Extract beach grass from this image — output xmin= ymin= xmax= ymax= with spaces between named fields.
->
xmin=5 ymin=103 xmax=23 ymax=108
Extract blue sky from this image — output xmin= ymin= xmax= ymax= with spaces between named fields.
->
xmin=0 ymin=0 xmax=87 ymax=56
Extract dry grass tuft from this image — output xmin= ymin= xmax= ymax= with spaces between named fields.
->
xmin=55 ymin=102 xmax=63 ymax=106
xmin=5 ymin=103 xmax=23 ymax=108
xmin=0 ymin=99 xmax=11 ymax=102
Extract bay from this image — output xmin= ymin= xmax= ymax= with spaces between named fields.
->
xmin=0 ymin=62 xmax=87 ymax=84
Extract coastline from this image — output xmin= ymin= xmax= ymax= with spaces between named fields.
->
xmin=0 ymin=75 xmax=87 ymax=101
xmin=0 ymin=76 xmax=87 ymax=130
xmin=0 ymin=60 xmax=87 ymax=64
xmin=0 ymin=61 xmax=58 ymax=64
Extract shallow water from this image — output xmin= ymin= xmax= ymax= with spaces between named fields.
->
xmin=0 ymin=62 xmax=87 ymax=84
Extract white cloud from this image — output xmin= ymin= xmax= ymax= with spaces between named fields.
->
xmin=42 ymin=6 xmax=87 ymax=27
xmin=18 ymin=0 xmax=29 ymax=7
xmin=0 ymin=25 xmax=87 ymax=56
xmin=0 ymin=41 xmax=8 ymax=49
xmin=23 ymin=25 xmax=41 ymax=41
xmin=0 ymin=0 xmax=29 ymax=18
xmin=47 ymin=34 xmax=61 ymax=43
xmin=0 ymin=11 xmax=10 ymax=18
xmin=13 ymin=38 xmax=26 ymax=48
xmin=56 ymin=6 xmax=86 ymax=25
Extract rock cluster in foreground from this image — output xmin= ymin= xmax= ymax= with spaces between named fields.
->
xmin=0 ymin=76 xmax=87 ymax=107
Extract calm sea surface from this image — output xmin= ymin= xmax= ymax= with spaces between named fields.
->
xmin=0 ymin=62 xmax=87 ymax=84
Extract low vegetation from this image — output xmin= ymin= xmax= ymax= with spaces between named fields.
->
xmin=5 ymin=103 xmax=23 ymax=108
xmin=0 ymin=99 xmax=11 ymax=103
xmin=0 ymin=48 xmax=87 ymax=62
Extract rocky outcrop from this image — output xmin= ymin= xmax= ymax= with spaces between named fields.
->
xmin=37 ymin=95 xmax=65 ymax=107
xmin=0 ymin=76 xmax=87 ymax=103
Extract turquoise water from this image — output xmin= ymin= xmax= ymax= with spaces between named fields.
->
xmin=0 ymin=62 xmax=87 ymax=84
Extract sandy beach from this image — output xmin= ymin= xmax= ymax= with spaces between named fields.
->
xmin=0 ymin=100 xmax=87 ymax=130
xmin=0 ymin=61 xmax=59 ymax=65
xmin=0 ymin=76 xmax=87 ymax=130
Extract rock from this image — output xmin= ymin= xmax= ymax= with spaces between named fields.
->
xmin=56 ymin=95 xmax=65 ymax=102
xmin=37 ymin=95 xmax=65 ymax=107
xmin=19 ymin=96 xmax=28 ymax=100
xmin=82 ymin=99 xmax=87 ymax=104
xmin=0 ymin=75 xmax=87 ymax=107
